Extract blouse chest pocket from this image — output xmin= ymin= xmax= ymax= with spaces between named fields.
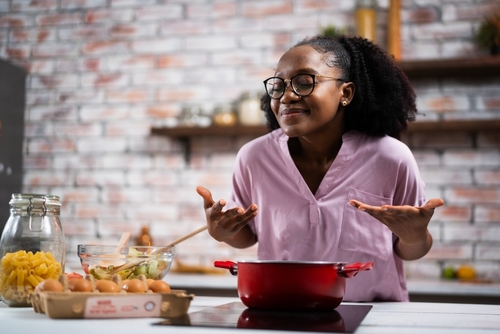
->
xmin=338 ymin=188 xmax=394 ymax=261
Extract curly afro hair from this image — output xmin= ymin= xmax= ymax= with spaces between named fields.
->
xmin=261 ymin=35 xmax=418 ymax=140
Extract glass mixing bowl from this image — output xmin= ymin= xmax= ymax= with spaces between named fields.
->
xmin=77 ymin=244 xmax=175 ymax=281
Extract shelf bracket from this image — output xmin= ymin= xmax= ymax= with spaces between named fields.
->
xmin=178 ymin=136 xmax=191 ymax=165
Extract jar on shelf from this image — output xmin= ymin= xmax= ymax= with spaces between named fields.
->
xmin=180 ymin=104 xmax=211 ymax=127
xmin=136 ymin=226 xmax=153 ymax=246
xmin=213 ymin=102 xmax=237 ymax=127
xmin=355 ymin=0 xmax=377 ymax=42
xmin=238 ymin=91 xmax=265 ymax=126
xmin=0 ymin=194 xmax=65 ymax=307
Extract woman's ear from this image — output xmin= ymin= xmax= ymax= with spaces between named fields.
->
xmin=341 ymin=82 xmax=355 ymax=103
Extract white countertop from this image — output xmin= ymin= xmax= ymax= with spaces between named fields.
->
xmin=1 ymin=296 xmax=500 ymax=333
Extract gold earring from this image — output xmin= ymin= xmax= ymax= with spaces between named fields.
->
xmin=341 ymin=100 xmax=347 ymax=106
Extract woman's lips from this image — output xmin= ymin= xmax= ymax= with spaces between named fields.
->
xmin=280 ymin=108 xmax=308 ymax=118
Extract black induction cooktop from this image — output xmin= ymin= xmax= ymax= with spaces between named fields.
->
xmin=154 ymin=302 xmax=372 ymax=333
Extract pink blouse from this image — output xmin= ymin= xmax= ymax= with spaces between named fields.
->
xmin=228 ymin=129 xmax=426 ymax=302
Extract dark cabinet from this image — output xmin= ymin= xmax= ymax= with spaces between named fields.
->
xmin=0 ymin=59 xmax=26 ymax=234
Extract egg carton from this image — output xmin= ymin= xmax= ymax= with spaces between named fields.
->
xmin=31 ymin=274 xmax=193 ymax=319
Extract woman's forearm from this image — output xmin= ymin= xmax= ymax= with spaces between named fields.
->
xmin=394 ymin=230 xmax=433 ymax=261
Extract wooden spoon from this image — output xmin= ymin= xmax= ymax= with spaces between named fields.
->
xmin=109 ymin=226 xmax=208 ymax=274
xmin=98 ymin=232 xmax=131 ymax=269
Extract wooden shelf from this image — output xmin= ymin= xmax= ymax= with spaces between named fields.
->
xmin=408 ymin=119 xmax=500 ymax=132
xmin=151 ymin=119 xmax=500 ymax=140
xmin=397 ymin=55 xmax=500 ymax=78
xmin=151 ymin=125 xmax=269 ymax=138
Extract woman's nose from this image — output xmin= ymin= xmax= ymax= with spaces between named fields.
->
xmin=280 ymin=83 xmax=300 ymax=103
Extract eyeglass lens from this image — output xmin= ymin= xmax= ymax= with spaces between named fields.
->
xmin=265 ymin=74 xmax=315 ymax=99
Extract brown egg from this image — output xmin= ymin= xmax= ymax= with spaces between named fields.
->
xmin=95 ymin=280 xmax=120 ymax=293
xmin=68 ymin=278 xmax=93 ymax=292
xmin=146 ymin=278 xmax=155 ymax=287
xmin=35 ymin=278 xmax=64 ymax=292
xmin=149 ymin=280 xmax=171 ymax=293
xmin=123 ymin=278 xmax=146 ymax=293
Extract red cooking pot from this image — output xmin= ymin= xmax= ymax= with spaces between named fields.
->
xmin=214 ymin=260 xmax=373 ymax=311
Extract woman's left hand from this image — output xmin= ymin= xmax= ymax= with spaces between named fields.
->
xmin=348 ymin=198 xmax=444 ymax=259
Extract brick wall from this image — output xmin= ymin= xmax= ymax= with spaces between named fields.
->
xmin=1 ymin=0 xmax=499 ymax=280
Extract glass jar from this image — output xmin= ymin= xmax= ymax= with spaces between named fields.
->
xmin=180 ymin=104 xmax=211 ymax=127
xmin=355 ymin=0 xmax=377 ymax=42
xmin=238 ymin=91 xmax=265 ymax=126
xmin=0 ymin=194 xmax=65 ymax=307
xmin=213 ymin=102 xmax=237 ymax=127
xmin=136 ymin=226 xmax=153 ymax=246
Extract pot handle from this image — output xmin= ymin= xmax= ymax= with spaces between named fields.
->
xmin=214 ymin=260 xmax=238 ymax=276
xmin=338 ymin=262 xmax=374 ymax=278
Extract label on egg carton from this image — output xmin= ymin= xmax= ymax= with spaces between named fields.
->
xmin=85 ymin=294 xmax=163 ymax=318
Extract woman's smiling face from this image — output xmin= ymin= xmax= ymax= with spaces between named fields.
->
xmin=270 ymin=45 xmax=351 ymax=138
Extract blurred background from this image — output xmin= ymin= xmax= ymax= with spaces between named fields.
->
xmin=0 ymin=0 xmax=499 ymax=282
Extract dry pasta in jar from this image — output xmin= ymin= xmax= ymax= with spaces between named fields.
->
xmin=0 ymin=250 xmax=62 ymax=306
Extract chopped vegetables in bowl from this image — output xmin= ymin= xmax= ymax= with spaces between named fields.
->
xmin=77 ymin=244 xmax=175 ymax=280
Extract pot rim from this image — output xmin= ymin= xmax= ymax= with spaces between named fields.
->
xmin=236 ymin=260 xmax=347 ymax=265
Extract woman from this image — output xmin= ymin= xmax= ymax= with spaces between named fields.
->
xmin=197 ymin=35 xmax=444 ymax=302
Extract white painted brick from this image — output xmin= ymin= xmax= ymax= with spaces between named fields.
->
xmin=101 ymin=187 xmax=151 ymax=203
xmin=475 ymin=205 xmax=500 ymax=223
xmin=416 ymin=93 xmax=471 ymax=113
xmin=61 ymin=0 xmax=107 ymax=10
xmin=127 ymin=171 xmax=177 ymax=186
xmin=443 ymin=222 xmax=500 ymax=242
xmin=27 ymin=138 xmax=77 ymax=153
xmin=75 ymin=170 xmax=126 ymax=186
xmin=73 ymin=202 xmax=126 ymax=218
xmin=105 ymin=119 xmax=151 ymax=136
xmin=131 ymin=68 xmax=183 ymax=85
xmin=24 ymin=170 xmax=73 ymax=187
xmin=404 ymin=260 xmax=441 ymax=279
xmin=110 ymin=0 xmax=156 ymax=8
xmin=0 ymin=0 xmax=9 ymax=11
xmin=443 ymin=149 xmax=500 ymax=167
xmin=186 ymin=35 xmax=238 ymax=51
xmin=419 ymin=168 xmax=472 ymax=185
xmin=80 ymin=105 xmax=130 ymax=121
xmin=401 ymin=41 xmax=441 ymax=60
xmin=124 ymin=203 xmax=179 ymax=220
xmin=131 ymin=37 xmax=181 ymax=54
xmin=135 ymin=4 xmax=183 ymax=21
xmin=53 ymin=154 xmax=100 ymax=170
xmin=424 ymin=242 xmax=473 ymax=260
xmin=57 ymin=89 xmax=106 ymax=104
xmin=31 ymin=73 xmax=79 ymax=89
xmin=412 ymin=150 xmax=441 ymax=167
xmin=212 ymin=17 xmax=263 ymax=35
xmin=424 ymin=186 xmax=444 ymax=201
xmin=101 ymin=153 xmax=152 ymax=169
xmin=10 ymin=27 xmax=57 ymax=43
xmin=76 ymin=137 xmax=127 ymax=153
xmin=51 ymin=186 xmax=101 ymax=202
xmin=476 ymin=245 xmax=500 ymax=261
xmin=85 ymin=8 xmax=134 ymax=23
xmin=128 ymin=136 xmax=177 ymax=153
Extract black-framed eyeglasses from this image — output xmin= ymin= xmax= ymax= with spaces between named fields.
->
xmin=263 ymin=73 xmax=346 ymax=100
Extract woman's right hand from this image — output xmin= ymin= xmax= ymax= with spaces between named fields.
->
xmin=196 ymin=186 xmax=258 ymax=247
